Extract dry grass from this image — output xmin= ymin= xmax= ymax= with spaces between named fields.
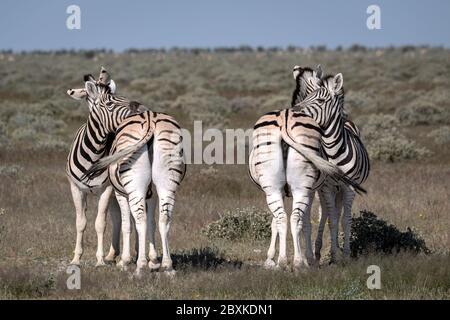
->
xmin=0 ymin=153 xmax=449 ymax=299
xmin=0 ymin=49 xmax=449 ymax=299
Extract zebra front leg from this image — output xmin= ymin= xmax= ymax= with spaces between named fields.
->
xmin=116 ymin=193 xmax=132 ymax=271
xmin=94 ymin=186 xmax=113 ymax=267
xmin=264 ymin=218 xmax=278 ymax=269
xmin=105 ymin=196 xmax=121 ymax=263
xmin=69 ymin=181 xmax=87 ymax=266
xmin=341 ymin=186 xmax=355 ymax=258
xmin=146 ymin=193 xmax=160 ymax=270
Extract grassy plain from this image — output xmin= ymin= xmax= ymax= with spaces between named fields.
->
xmin=0 ymin=47 xmax=449 ymax=299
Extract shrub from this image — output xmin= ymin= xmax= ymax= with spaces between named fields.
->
xmin=202 ymin=207 xmax=271 ymax=241
xmin=427 ymin=126 xmax=450 ymax=145
xmin=395 ymin=100 xmax=449 ymax=126
xmin=171 ymin=247 xmax=242 ymax=270
xmin=350 ymin=211 xmax=430 ymax=257
xmin=0 ymin=121 xmax=9 ymax=147
xmin=0 ymin=165 xmax=23 ymax=177
xmin=360 ymin=114 xmax=431 ymax=161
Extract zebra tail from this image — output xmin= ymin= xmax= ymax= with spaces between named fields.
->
xmin=280 ymin=124 xmax=366 ymax=194
xmin=82 ymin=130 xmax=154 ymax=182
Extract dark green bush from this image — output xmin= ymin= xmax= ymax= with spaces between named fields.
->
xmin=202 ymin=207 xmax=271 ymax=241
xmin=350 ymin=211 xmax=430 ymax=257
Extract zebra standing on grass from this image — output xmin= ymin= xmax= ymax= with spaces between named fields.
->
xmin=248 ymin=67 xmax=362 ymax=269
xmin=78 ymin=74 xmax=185 ymax=275
xmin=289 ymin=71 xmax=370 ymax=262
xmin=66 ymin=71 xmax=127 ymax=267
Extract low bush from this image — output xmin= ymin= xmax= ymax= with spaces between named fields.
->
xmin=202 ymin=207 xmax=271 ymax=241
xmin=350 ymin=211 xmax=430 ymax=257
xmin=395 ymin=100 xmax=449 ymax=126
xmin=360 ymin=114 xmax=431 ymax=161
xmin=427 ymin=126 xmax=450 ymax=145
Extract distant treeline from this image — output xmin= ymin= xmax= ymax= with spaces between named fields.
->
xmin=0 ymin=44 xmax=444 ymax=56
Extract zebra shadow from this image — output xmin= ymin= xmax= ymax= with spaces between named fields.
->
xmin=171 ymin=247 xmax=243 ymax=271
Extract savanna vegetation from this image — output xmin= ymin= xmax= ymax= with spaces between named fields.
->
xmin=0 ymin=46 xmax=449 ymax=299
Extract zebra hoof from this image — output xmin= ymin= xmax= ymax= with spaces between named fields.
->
xmin=148 ymin=260 xmax=161 ymax=271
xmin=163 ymin=269 xmax=177 ymax=278
xmin=95 ymin=260 xmax=106 ymax=268
xmin=117 ymin=260 xmax=129 ymax=271
xmin=69 ymin=259 xmax=80 ymax=266
xmin=263 ymin=259 xmax=277 ymax=270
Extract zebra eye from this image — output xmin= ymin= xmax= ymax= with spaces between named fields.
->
xmin=316 ymin=98 xmax=325 ymax=104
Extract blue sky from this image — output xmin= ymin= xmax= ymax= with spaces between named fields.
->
xmin=1 ymin=0 xmax=449 ymax=51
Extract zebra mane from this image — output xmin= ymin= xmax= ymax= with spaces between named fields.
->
xmin=290 ymin=67 xmax=321 ymax=107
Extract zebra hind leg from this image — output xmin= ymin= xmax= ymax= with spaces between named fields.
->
xmin=105 ymin=196 xmax=121 ymax=263
xmin=341 ymin=186 xmax=355 ymax=258
xmin=128 ymin=191 xmax=148 ymax=276
xmin=264 ymin=189 xmax=288 ymax=269
xmin=264 ymin=218 xmax=278 ymax=269
xmin=314 ymin=199 xmax=328 ymax=263
xmin=291 ymin=190 xmax=315 ymax=269
xmin=146 ymin=193 xmax=160 ymax=270
xmin=116 ymin=193 xmax=132 ymax=271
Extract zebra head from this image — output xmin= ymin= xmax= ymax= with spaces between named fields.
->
xmin=291 ymin=65 xmax=323 ymax=106
xmin=66 ymin=70 xmax=117 ymax=112
xmin=293 ymin=74 xmax=344 ymax=129
xmin=82 ymin=67 xmax=147 ymax=134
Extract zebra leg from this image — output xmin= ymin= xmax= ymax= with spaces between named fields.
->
xmin=94 ymin=185 xmax=113 ymax=267
xmin=314 ymin=194 xmax=328 ymax=262
xmin=69 ymin=181 xmax=87 ymax=266
xmin=128 ymin=192 xmax=148 ymax=276
xmin=341 ymin=186 xmax=355 ymax=257
xmin=116 ymin=193 xmax=132 ymax=271
xmin=105 ymin=196 xmax=121 ymax=263
xmin=264 ymin=217 xmax=278 ymax=269
xmin=156 ymin=189 xmax=176 ymax=272
xmin=318 ymin=188 xmax=338 ymax=263
xmin=146 ymin=193 xmax=160 ymax=270
xmin=264 ymin=189 xmax=288 ymax=268
xmin=290 ymin=190 xmax=314 ymax=268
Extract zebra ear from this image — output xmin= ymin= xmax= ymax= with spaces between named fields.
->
xmin=85 ymin=81 xmax=99 ymax=99
xmin=292 ymin=65 xmax=301 ymax=80
xmin=108 ymin=79 xmax=117 ymax=94
xmin=98 ymin=66 xmax=111 ymax=85
xmin=332 ymin=73 xmax=343 ymax=93
xmin=314 ymin=65 xmax=323 ymax=79
xmin=83 ymin=74 xmax=95 ymax=82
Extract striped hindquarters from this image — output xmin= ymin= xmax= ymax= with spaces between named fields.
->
xmin=284 ymin=109 xmax=327 ymax=190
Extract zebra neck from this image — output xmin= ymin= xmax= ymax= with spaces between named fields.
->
xmin=81 ymin=116 xmax=111 ymax=160
xmin=321 ymin=116 xmax=347 ymax=158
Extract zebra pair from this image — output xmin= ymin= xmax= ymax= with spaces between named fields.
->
xmin=66 ymin=68 xmax=185 ymax=275
xmin=249 ymin=65 xmax=369 ymax=268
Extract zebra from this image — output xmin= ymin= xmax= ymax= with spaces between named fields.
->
xmin=290 ymin=73 xmax=370 ymax=262
xmin=285 ymin=65 xmax=370 ymax=262
xmin=248 ymin=67 xmax=362 ymax=269
xmin=66 ymin=71 xmax=123 ymax=267
xmin=79 ymin=74 xmax=185 ymax=275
